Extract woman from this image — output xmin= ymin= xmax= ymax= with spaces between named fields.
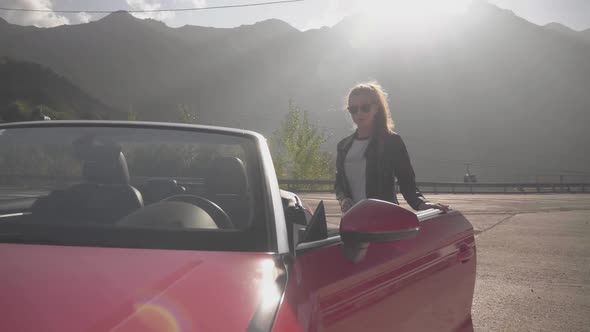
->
xmin=335 ymin=82 xmax=449 ymax=213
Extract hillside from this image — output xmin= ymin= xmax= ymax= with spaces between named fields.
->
xmin=0 ymin=57 xmax=121 ymax=122
xmin=545 ymin=22 xmax=590 ymax=44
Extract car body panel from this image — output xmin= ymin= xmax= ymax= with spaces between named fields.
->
xmin=0 ymin=244 xmax=277 ymax=332
xmin=275 ymin=210 xmax=476 ymax=332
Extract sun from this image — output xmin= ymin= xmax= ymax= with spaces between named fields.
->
xmin=344 ymin=0 xmax=472 ymax=43
xmin=370 ymin=0 xmax=472 ymax=15
xmin=359 ymin=0 xmax=472 ymax=28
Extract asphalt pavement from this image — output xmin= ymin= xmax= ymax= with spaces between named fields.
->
xmin=298 ymin=193 xmax=590 ymax=332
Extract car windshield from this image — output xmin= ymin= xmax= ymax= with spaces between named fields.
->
xmin=0 ymin=124 xmax=271 ymax=251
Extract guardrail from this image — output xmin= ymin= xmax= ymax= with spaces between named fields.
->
xmin=278 ymin=179 xmax=589 ymax=194
xmin=0 ymin=175 xmax=587 ymax=194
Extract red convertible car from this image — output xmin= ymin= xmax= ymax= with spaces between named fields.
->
xmin=0 ymin=121 xmax=476 ymax=332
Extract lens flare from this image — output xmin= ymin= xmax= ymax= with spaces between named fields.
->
xmin=350 ymin=0 xmax=472 ymax=42
xmin=134 ymin=302 xmax=182 ymax=332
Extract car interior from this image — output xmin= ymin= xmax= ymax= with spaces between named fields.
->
xmin=0 ymin=146 xmax=256 ymax=231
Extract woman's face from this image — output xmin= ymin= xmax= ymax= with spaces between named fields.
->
xmin=348 ymin=92 xmax=379 ymax=130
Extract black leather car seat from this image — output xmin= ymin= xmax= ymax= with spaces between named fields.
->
xmin=32 ymin=151 xmax=143 ymax=225
xmin=205 ymin=157 xmax=252 ymax=229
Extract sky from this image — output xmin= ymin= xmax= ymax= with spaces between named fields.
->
xmin=1 ymin=0 xmax=590 ymax=31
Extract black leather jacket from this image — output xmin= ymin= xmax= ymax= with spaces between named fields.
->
xmin=334 ymin=131 xmax=426 ymax=210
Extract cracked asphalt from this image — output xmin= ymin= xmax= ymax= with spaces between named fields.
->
xmin=299 ymin=193 xmax=590 ymax=331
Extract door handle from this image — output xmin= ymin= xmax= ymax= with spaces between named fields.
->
xmin=457 ymin=243 xmax=474 ymax=263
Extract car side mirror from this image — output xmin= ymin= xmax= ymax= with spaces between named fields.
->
xmin=285 ymin=205 xmax=308 ymax=226
xmin=282 ymin=191 xmax=311 ymax=251
xmin=340 ymin=199 xmax=419 ymax=262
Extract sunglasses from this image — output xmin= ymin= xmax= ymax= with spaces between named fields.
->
xmin=347 ymin=104 xmax=374 ymax=115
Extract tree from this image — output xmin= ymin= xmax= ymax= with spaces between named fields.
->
xmin=177 ymin=104 xmax=198 ymax=124
xmin=127 ymin=111 xmax=137 ymax=121
xmin=127 ymin=104 xmax=137 ymax=121
xmin=270 ymin=101 xmax=334 ymax=189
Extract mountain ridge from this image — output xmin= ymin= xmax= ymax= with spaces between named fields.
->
xmin=1 ymin=3 xmax=589 ymax=181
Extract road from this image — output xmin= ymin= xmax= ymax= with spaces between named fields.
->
xmin=298 ymin=193 xmax=590 ymax=332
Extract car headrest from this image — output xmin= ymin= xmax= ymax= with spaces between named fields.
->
xmin=74 ymin=145 xmax=121 ymax=162
xmin=83 ymin=152 xmax=130 ymax=184
xmin=206 ymin=157 xmax=249 ymax=195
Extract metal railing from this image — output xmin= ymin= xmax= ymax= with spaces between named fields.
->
xmin=278 ymin=179 xmax=589 ymax=194
xmin=0 ymin=175 xmax=587 ymax=194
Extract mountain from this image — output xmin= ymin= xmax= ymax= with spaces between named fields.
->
xmin=1 ymin=2 xmax=589 ymax=182
xmin=545 ymin=22 xmax=590 ymax=44
xmin=0 ymin=57 xmax=121 ymax=121
xmin=545 ymin=22 xmax=576 ymax=34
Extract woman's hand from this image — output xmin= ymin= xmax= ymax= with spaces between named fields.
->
xmin=340 ymin=198 xmax=354 ymax=214
xmin=418 ymin=201 xmax=450 ymax=212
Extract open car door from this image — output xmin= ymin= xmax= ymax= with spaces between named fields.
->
xmin=275 ymin=199 xmax=476 ymax=332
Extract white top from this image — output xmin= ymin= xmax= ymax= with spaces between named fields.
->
xmin=344 ymin=138 xmax=369 ymax=204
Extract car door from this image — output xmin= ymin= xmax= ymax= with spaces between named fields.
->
xmin=288 ymin=208 xmax=476 ymax=332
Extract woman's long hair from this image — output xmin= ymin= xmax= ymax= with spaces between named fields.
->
xmin=348 ymin=81 xmax=394 ymax=138
xmin=348 ymin=82 xmax=394 ymax=155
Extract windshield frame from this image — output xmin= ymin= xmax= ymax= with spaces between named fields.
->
xmin=0 ymin=120 xmax=284 ymax=253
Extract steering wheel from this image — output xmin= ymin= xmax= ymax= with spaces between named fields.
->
xmin=163 ymin=195 xmax=234 ymax=229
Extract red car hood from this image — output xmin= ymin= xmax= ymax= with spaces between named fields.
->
xmin=0 ymin=244 xmax=282 ymax=332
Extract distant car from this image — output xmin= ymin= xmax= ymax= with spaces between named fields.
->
xmin=0 ymin=121 xmax=476 ymax=332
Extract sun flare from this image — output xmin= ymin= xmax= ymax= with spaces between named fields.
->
xmin=360 ymin=0 xmax=472 ymax=28
xmin=369 ymin=0 xmax=472 ymax=16
xmin=344 ymin=0 xmax=472 ymax=45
